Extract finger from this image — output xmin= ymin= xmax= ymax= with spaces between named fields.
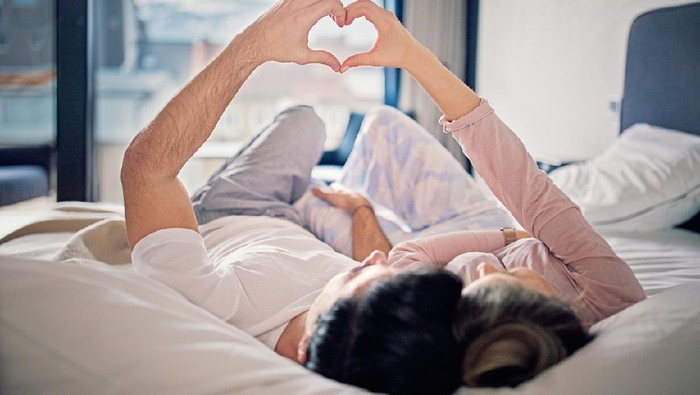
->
xmin=303 ymin=49 xmax=341 ymax=72
xmin=307 ymin=0 xmax=346 ymax=26
xmin=344 ymin=0 xmax=384 ymax=26
xmin=293 ymin=0 xmax=325 ymax=6
xmin=311 ymin=187 xmax=330 ymax=200
xmin=340 ymin=51 xmax=377 ymax=72
xmin=331 ymin=11 xmax=347 ymax=28
xmin=329 ymin=182 xmax=348 ymax=192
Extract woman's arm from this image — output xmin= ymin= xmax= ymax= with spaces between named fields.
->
xmin=342 ymin=2 xmax=645 ymax=311
xmin=389 ymin=230 xmax=518 ymax=269
xmin=341 ymin=1 xmax=481 ymax=121
xmin=340 ymin=0 xmax=594 ymax=249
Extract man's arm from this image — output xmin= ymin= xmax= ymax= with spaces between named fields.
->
xmin=311 ymin=186 xmax=391 ymax=261
xmin=121 ymin=38 xmax=257 ymax=248
xmin=121 ymin=0 xmax=347 ymax=248
xmin=350 ymin=206 xmax=392 ymax=262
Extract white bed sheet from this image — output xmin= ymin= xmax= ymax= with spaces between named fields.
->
xmin=1 ymin=256 xmax=699 ymax=395
xmin=2 ymin=209 xmax=700 ymax=394
xmin=0 ymin=256 xmax=365 ymax=395
xmin=601 ymin=228 xmax=700 ymax=296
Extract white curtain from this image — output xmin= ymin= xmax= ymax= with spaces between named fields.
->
xmin=399 ymin=0 xmax=468 ymax=166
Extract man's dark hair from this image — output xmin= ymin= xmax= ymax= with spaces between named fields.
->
xmin=305 ymin=269 xmax=463 ymax=395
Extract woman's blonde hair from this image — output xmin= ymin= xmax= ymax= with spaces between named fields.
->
xmin=454 ymin=283 xmax=593 ymax=387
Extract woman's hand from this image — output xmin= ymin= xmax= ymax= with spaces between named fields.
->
xmin=340 ymin=0 xmax=422 ymax=72
xmin=243 ymin=0 xmax=347 ymax=71
xmin=311 ymin=184 xmax=372 ymax=214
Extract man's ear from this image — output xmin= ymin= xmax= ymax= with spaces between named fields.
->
xmin=297 ymin=334 xmax=310 ymax=365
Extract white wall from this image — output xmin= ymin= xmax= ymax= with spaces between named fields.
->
xmin=476 ymin=0 xmax=695 ymax=162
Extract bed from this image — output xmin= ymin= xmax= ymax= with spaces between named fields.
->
xmin=2 ymin=3 xmax=700 ymax=394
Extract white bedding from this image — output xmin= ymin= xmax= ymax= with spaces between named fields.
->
xmin=0 ymin=256 xmax=364 ymax=395
xmin=1 ymin=209 xmax=700 ymax=394
xmin=602 ymin=228 xmax=700 ymax=296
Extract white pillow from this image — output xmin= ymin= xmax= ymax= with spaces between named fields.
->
xmin=0 ymin=257 xmax=364 ymax=395
xmin=549 ymin=124 xmax=700 ymax=231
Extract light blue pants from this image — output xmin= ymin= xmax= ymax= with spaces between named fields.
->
xmin=295 ymin=106 xmax=512 ymax=255
xmin=192 ymin=105 xmax=512 ymax=256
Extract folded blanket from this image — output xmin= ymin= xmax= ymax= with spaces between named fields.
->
xmin=0 ymin=202 xmax=130 ymax=265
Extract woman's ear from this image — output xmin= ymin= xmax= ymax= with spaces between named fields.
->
xmin=297 ymin=334 xmax=310 ymax=365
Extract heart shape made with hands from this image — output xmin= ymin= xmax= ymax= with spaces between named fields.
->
xmin=308 ymin=12 xmax=377 ymax=71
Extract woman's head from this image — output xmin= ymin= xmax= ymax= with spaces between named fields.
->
xmin=454 ymin=281 xmax=593 ymax=388
xmin=304 ymin=267 xmax=464 ymax=395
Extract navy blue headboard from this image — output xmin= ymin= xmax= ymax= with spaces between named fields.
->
xmin=620 ymin=3 xmax=700 ymax=233
xmin=620 ymin=3 xmax=700 ymax=136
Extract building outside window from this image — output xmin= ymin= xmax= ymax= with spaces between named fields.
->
xmin=0 ymin=0 xmax=56 ymax=207
xmin=0 ymin=0 xmax=55 ymax=147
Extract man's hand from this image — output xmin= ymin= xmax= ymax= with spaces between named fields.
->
xmin=312 ymin=184 xmax=392 ymax=261
xmin=244 ymin=0 xmax=347 ymax=71
xmin=340 ymin=0 xmax=420 ymax=72
xmin=311 ymin=184 xmax=371 ymax=213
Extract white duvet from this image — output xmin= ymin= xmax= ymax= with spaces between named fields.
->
xmin=1 ymin=254 xmax=699 ymax=395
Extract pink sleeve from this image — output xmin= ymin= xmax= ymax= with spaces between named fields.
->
xmin=440 ymin=101 xmax=645 ymax=310
xmin=388 ymin=230 xmax=504 ymax=270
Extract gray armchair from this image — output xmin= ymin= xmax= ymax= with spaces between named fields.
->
xmin=0 ymin=145 xmax=52 ymax=206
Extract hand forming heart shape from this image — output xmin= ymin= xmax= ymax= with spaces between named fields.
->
xmin=308 ymin=13 xmax=377 ymax=70
xmin=248 ymin=0 xmax=419 ymax=73
xmin=334 ymin=0 xmax=419 ymax=73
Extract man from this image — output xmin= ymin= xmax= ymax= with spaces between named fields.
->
xmin=122 ymin=1 xmax=510 ymax=394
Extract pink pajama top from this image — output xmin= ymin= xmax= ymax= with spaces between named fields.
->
xmin=387 ymin=100 xmax=646 ymax=327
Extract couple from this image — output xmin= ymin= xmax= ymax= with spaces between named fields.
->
xmin=121 ymin=1 xmax=645 ymax=394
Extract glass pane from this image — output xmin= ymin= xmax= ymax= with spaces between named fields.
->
xmin=94 ymin=0 xmax=384 ymax=203
xmin=0 ymin=0 xmax=56 ymax=206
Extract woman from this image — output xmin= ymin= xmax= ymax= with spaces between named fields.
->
xmin=308 ymin=0 xmax=646 ymax=388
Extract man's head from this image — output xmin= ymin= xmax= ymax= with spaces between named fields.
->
xmin=301 ymin=257 xmax=464 ymax=395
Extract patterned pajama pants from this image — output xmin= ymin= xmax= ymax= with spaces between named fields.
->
xmin=192 ymin=105 xmax=512 ymax=257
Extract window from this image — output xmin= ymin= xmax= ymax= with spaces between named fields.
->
xmin=94 ymin=0 xmax=384 ymax=202
xmin=0 ymin=0 xmax=56 ymax=206
xmin=0 ymin=0 xmax=55 ymax=147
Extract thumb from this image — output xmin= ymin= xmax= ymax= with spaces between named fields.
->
xmin=311 ymin=187 xmax=341 ymax=208
xmin=304 ymin=49 xmax=341 ymax=72
xmin=340 ymin=52 xmax=377 ymax=73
